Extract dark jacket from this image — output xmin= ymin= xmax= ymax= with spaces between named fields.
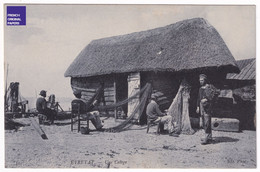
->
xmin=36 ymin=97 xmax=47 ymax=113
xmin=146 ymin=100 xmax=164 ymax=121
xmin=197 ymin=84 xmax=218 ymax=111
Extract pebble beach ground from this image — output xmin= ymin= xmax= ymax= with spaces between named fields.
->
xmin=5 ymin=117 xmax=256 ymax=168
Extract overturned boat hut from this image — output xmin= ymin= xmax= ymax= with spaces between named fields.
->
xmin=227 ymin=58 xmax=255 ymax=88
xmin=224 ymin=58 xmax=256 ymax=130
xmin=64 ymin=18 xmax=239 ymax=124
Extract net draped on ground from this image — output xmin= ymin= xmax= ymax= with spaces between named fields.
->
xmin=79 ymin=80 xmax=194 ymax=133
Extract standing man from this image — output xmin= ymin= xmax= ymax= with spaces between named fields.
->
xmin=36 ymin=90 xmax=55 ymax=124
xmin=146 ymin=93 xmax=179 ymax=137
xmin=196 ymin=74 xmax=218 ymax=145
xmin=71 ymin=90 xmax=103 ymax=130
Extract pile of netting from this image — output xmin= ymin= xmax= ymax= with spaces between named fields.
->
xmin=82 ymin=79 xmax=195 ymax=133
xmin=167 ymin=79 xmax=195 ymax=135
xmin=86 ymin=83 xmax=152 ymax=132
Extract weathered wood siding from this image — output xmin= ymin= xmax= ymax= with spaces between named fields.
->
xmin=70 ymin=70 xmax=228 ymax=120
xmin=71 ymin=75 xmax=116 ymax=116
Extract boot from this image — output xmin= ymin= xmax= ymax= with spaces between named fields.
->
xmin=169 ymin=132 xmax=179 ymax=137
xmin=159 ymin=123 xmax=165 ymax=133
xmin=201 ymin=138 xmax=212 ymax=145
xmin=95 ymin=115 xmax=103 ymax=130
xmin=90 ymin=118 xmax=97 ymax=128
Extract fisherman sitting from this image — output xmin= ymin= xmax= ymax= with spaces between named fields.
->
xmin=146 ymin=93 xmax=179 ymax=137
xmin=71 ymin=90 xmax=103 ymax=130
xmin=36 ymin=90 xmax=56 ymax=125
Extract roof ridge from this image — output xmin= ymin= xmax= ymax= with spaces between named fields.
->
xmin=65 ymin=18 xmax=238 ymax=78
xmin=90 ymin=18 xmax=210 ymax=45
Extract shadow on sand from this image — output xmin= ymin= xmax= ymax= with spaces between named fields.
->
xmin=54 ymin=122 xmax=72 ymax=126
xmin=212 ymin=136 xmax=239 ymax=144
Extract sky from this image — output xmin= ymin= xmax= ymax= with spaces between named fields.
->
xmin=4 ymin=5 xmax=256 ymax=99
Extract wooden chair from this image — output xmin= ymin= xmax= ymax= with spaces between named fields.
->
xmin=71 ymin=102 xmax=90 ymax=132
xmin=146 ymin=117 xmax=161 ymax=134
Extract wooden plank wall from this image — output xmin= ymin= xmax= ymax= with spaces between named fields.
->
xmin=71 ymin=76 xmax=115 ymax=116
xmin=70 ymin=70 xmax=227 ymax=120
xmin=103 ymin=79 xmax=116 ymax=116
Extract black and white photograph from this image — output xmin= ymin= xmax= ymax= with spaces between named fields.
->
xmin=2 ymin=2 xmax=257 ymax=169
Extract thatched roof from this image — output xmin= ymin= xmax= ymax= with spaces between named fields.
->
xmin=65 ymin=18 xmax=239 ymax=78
xmin=227 ymin=58 xmax=255 ymax=80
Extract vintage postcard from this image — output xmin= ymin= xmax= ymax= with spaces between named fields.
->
xmin=2 ymin=2 xmax=256 ymax=169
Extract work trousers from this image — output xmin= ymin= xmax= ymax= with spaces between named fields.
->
xmin=82 ymin=111 xmax=103 ymax=129
xmin=154 ymin=115 xmax=174 ymax=133
xmin=40 ymin=108 xmax=56 ymax=123
xmin=200 ymin=102 xmax=212 ymax=140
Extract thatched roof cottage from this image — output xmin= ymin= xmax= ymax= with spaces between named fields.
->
xmin=65 ymin=18 xmax=239 ymax=123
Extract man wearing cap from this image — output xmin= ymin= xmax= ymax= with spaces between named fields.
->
xmin=36 ymin=90 xmax=55 ymax=124
xmin=196 ymin=74 xmax=218 ymax=145
xmin=146 ymin=93 xmax=178 ymax=137
xmin=71 ymin=90 xmax=103 ymax=130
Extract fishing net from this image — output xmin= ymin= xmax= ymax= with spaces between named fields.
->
xmin=75 ymin=83 xmax=150 ymax=111
xmin=74 ymin=83 xmax=152 ymax=132
xmin=95 ymin=83 xmax=150 ymax=111
xmin=104 ymin=83 xmax=152 ymax=132
xmin=5 ymin=82 xmax=27 ymax=112
xmin=168 ymin=79 xmax=195 ymax=135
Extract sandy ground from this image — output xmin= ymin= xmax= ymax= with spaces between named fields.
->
xmin=5 ymin=117 xmax=256 ymax=168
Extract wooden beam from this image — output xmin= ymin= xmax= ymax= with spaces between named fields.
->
xmin=104 ymin=92 xmax=116 ymax=96
xmin=104 ymin=95 xmax=114 ymax=98
xmin=30 ymin=117 xmax=48 ymax=140
xmin=71 ymin=85 xmax=97 ymax=93
xmin=81 ymin=91 xmax=96 ymax=96
xmin=104 ymin=88 xmax=115 ymax=92
xmin=104 ymin=100 xmax=115 ymax=103
xmin=114 ymin=75 xmax=117 ymax=120
xmin=104 ymin=96 xmax=116 ymax=102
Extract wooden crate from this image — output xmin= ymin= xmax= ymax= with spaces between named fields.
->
xmin=211 ymin=118 xmax=240 ymax=132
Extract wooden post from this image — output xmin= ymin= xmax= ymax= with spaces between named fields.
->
xmin=71 ymin=113 xmax=73 ymax=131
xmin=78 ymin=113 xmax=80 ymax=132
xmin=4 ymin=63 xmax=9 ymax=111
xmin=114 ymin=75 xmax=117 ymax=120
xmin=30 ymin=117 xmax=48 ymax=140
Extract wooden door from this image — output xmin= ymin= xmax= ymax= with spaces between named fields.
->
xmin=128 ymin=72 xmax=140 ymax=121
